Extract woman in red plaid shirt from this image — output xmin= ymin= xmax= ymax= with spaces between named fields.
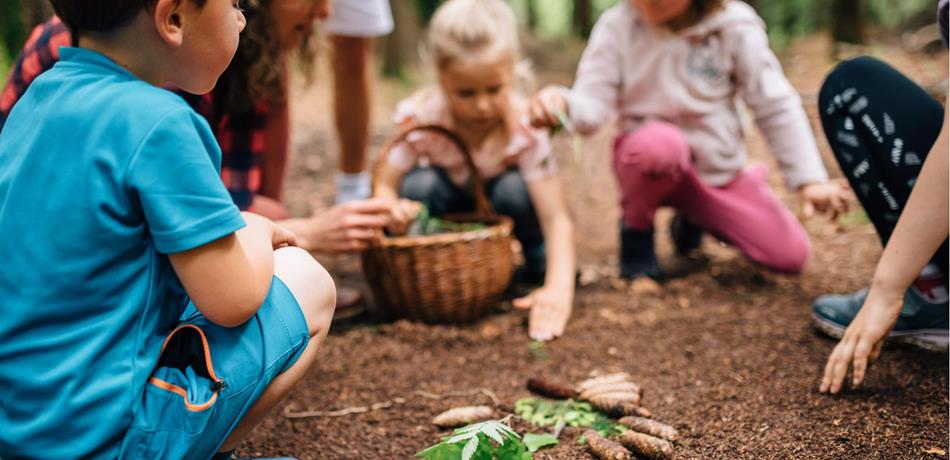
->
xmin=1 ymin=1 xmax=392 ymax=256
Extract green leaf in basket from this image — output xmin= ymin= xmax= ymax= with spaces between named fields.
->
xmin=410 ymin=203 xmax=488 ymax=235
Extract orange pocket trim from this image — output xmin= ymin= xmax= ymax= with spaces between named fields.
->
xmin=148 ymin=324 xmax=223 ymax=413
xmin=148 ymin=376 xmax=219 ymax=412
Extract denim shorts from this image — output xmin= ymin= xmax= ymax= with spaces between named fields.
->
xmin=118 ymin=276 xmax=309 ymax=460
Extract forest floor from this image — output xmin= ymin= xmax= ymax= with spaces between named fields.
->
xmin=240 ymin=33 xmax=950 ymax=459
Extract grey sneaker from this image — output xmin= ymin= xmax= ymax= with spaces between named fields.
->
xmin=812 ymin=288 xmax=949 ymax=352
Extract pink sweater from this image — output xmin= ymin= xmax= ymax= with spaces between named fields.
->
xmin=563 ymin=0 xmax=828 ymax=189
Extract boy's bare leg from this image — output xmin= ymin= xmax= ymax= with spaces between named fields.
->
xmin=218 ymin=247 xmax=336 ymax=451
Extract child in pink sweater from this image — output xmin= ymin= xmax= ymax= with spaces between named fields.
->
xmin=530 ymin=0 xmax=849 ymax=279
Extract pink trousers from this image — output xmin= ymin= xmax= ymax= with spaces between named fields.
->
xmin=613 ymin=121 xmax=810 ymax=273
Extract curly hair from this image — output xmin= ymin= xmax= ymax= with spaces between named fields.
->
xmin=214 ymin=0 xmax=318 ymax=120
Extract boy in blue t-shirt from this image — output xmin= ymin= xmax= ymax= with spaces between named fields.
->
xmin=0 ymin=0 xmax=336 ymax=458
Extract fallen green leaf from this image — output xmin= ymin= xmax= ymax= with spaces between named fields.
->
xmin=523 ymin=433 xmax=558 ymax=453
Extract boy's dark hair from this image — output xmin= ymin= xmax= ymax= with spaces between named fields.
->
xmin=49 ymin=0 xmax=206 ymax=45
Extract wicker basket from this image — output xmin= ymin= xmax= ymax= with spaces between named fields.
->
xmin=361 ymin=125 xmax=515 ymax=323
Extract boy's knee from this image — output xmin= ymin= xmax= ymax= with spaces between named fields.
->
xmin=273 ymin=247 xmax=336 ymax=338
xmin=615 ymin=121 xmax=691 ymax=178
xmin=490 ymin=172 xmax=533 ymax=216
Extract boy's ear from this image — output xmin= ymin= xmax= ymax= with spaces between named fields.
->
xmin=154 ymin=0 xmax=185 ymax=47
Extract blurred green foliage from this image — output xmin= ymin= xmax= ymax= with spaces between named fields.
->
xmin=2 ymin=0 xmax=24 ymax=64
xmin=417 ymin=0 xmax=936 ymax=48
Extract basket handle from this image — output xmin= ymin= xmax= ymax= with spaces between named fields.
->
xmin=374 ymin=124 xmax=494 ymax=217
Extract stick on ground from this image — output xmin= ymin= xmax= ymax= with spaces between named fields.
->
xmin=431 ymin=406 xmax=495 ymax=428
xmin=527 ymin=377 xmax=577 ymax=399
xmin=588 ymin=398 xmax=652 ymax=418
xmin=619 ymin=430 xmax=674 ymax=460
xmin=578 ymin=382 xmax=642 ymax=401
xmin=584 ymin=429 xmax=634 ymax=460
xmin=618 ymin=416 xmax=679 ymax=442
xmin=576 ymin=373 xmax=631 ymax=393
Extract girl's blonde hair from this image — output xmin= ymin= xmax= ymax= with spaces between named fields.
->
xmin=428 ymin=0 xmax=524 ymax=74
xmin=425 ymin=0 xmax=535 ymax=113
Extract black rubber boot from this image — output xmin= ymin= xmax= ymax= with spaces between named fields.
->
xmin=670 ymin=212 xmax=703 ymax=255
xmin=620 ymin=223 xmax=661 ymax=280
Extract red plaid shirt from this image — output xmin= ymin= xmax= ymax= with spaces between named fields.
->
xmin=0 ymin=17 xmax=266 ymax=210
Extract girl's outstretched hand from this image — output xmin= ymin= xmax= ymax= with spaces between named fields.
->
xmin=819 ymin=289 xmax=902 ymax=394
xmin=798 ymin=180 xmax=851 ymax=220
xmin=529 ymin=85 xmax=568 ymax=129
xmin=513 ymin=286 xmax=573 ymax=341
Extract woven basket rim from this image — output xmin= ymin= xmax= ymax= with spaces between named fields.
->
xmin=372 ymin=214 xmax=513 ymax=249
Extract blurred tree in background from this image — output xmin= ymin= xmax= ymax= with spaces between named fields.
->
xmin=2 ymin=0 xmax=25 ymax=66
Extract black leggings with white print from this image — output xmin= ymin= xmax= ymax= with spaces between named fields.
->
xmin=818 ymin=56 xmax=948 ymax=278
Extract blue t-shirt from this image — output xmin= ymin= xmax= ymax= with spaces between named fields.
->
xmin=0 ymin=48 xmax=246 ymax=457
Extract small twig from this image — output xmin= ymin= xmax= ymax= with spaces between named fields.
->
xmin=283 ymin=397 xmax=407 ymax=419
xmin=283 ymin=388 xmax=501 ymax=420
xmin=413 ymin=388 xmax=501 ymax=406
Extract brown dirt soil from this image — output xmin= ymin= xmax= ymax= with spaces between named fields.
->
xmin=240 ymin=35 xmax=949 ymax=459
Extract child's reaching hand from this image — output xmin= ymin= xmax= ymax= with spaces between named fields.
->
xmin=819 ymin=287 xmax=902 ymax=394
xmin=529 ymin=85 xmax=568 ymax=129
xmin=513 ymin=285 xmax=573 ymax=341
xmin=270 ymin=223 xmax=298 ymax=249
xmin=385 ymin=198 xmax=423 ymax=235
xmin=243 ymin=212 xmax=298 ymax=249
xmin=798 ymin=180 xmax=851 ymax=220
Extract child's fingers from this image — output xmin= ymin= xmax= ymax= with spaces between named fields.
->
xmin=833 ymin=194 xmax=849 ymax=214
xmin=529 ymin=315 xmax=553 ymax=341
xmin=532 ymin=105 xmax=555 ymax=129
xmin=346 ymin=228 xmax=377 ymax=241
xmin=820 ymin=341 xmax=847 ymax=393
xmin=869 ymin=339 xmax=884 ymax=362
xmin=528 ymin=299 xmax=552 ymax=341
xmin=344 ymin=213 xmax=389 ymax=229
xmin=513 ymin=295 xmax=535 ymax=310
xmin=344 ymin=198 xmax=394 ymax=214
xmin=800 ymin=200 xmax=815 ymax=220
xmin=828 ymin=340 xmax=856 ymax=394
xmin=819 ymin=354 xmax=835 ymax=393
xmin=343 ymin=240 xmax=369 ymax=253
xmin=851 ymin=340 xmax=872 ymax=388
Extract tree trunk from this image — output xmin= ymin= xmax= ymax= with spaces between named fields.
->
xmin=22 ymin=0 xmax=52 ymax=28
xmin=381 ymin=0 xmax=421 ymax=78
xmin=526 ymin=0 xmax=538 ymax=31
xmin=831 ymin=0 xmax=865 ymax=44
xmin=573 ymin=0 xmax=593 ymax=38
xmin=2 ymin=0 xmax=24 ymax=60
xmin=416 ymin=0 xmax=440 ymax=24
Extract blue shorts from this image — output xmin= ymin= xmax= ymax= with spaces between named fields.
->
xmin=118 ymin=277 xmax=309 ymax=460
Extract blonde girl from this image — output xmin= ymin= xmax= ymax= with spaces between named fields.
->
xmin=376 ymin=0 xmax=576 ymax=341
